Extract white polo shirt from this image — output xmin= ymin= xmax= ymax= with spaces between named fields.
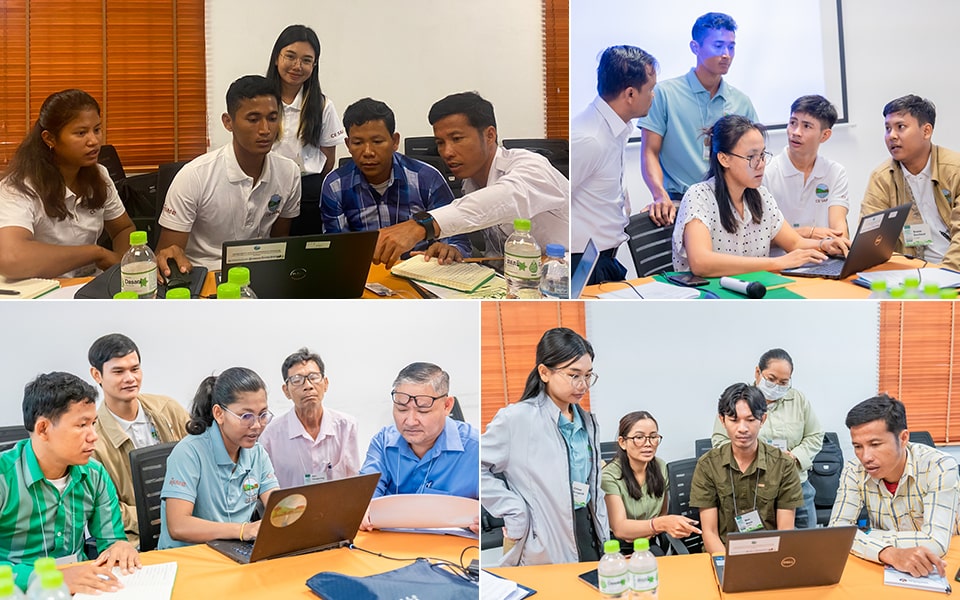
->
xmin=159 ymin=143 xmax=301 ymax=270
xmin=272 ymin=88 xmax=346 ymax=175
xmin=0 ymin=164 xmax=126 ymax=277
xmin=763 ymin=148 xmax=849 ymax=231
xmin=571 ymin=96 xmax=634 ymax=253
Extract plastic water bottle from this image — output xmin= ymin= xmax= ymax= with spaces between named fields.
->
xmin=27 ymin=570 xmax=69 ymax=600
xmin=25 ymin=558 xmax=55 ymax=598
xmin=922 ymin=283 xmax=941 ymax=299
xmin=227 ymin=267 xmax=258 ymax=299
xmin=940 ymin=288 xmax=959 ymax=300
xmin=867 ymin=280 xmax=888 ymax=299
xmin=539 ymin=244 xmax=569 ymax=299
xmin=504 ymin=219 xmax=542 ymax=299
xmin=120 ymin=230 xmax=157 ymax=299
xmin=903 ymin=277 xmax=921 ymax=299
xmin=629 ymin=538 xmax=659 ymax=599
xmin=0 ymin=565 xmax=25 ymax=599
xmin=889 ymin=287 xmax=906 ymax=299
xmin=216 ymin=282 xmax=241 ymax=299
xmin=598 ymin=539 xmax=629 ymax=597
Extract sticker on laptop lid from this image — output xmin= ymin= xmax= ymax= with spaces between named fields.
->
xmin=305 ymin=241 xmax=332 ymax=250
xmin=859 ymin=214 xmax=884 ymax=234
xmin=225 ymin=242 xmax=286 ymax=263
xmin=728 ymin=536 xmax=780 ymax=555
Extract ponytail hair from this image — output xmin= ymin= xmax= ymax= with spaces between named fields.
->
xmin=519 ymin=327 xmax=594 ymax=401
xmin=187 ymin=367 xmax=266 ymax=435
xmin=704 ymin=114 xmax=766 ymax=234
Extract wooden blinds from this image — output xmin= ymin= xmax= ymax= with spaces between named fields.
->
xmin=543 ymin=0 xmax=568 ymax=138
xmin=0 ymin=0 xmax=207 ymax=171
xmin=878 ymin=302 xmax=960 ymax=444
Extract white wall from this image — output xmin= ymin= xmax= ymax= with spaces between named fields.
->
xmin=205 ymin=0 xmax=545 ymax=154
xmin=0 ymin=301 xmax=479 ymax=451
xmin=583 ymin=301 xmax=881 ymax=461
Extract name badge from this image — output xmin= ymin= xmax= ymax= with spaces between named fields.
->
xmin=904 ymin=223 xmax=933 ymax=247
xmin=55 ymin=554 xmax=78 ymax=566
xmin=734 ymin=509 xmax=764 ymax=533
xmin=768 ymin=439 xmax=788 ymax=451
xmin=572 ymin=481 xmax=589 ymax=508
xmin=303 ymin=472 xmax=327 ymax=485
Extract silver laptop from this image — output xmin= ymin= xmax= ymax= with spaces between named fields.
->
xmin=712 ymin=526 xmax=857 ymax=593
xmin=571 ymin=238 xmax=599 ymax=299
xmin=207 ymin=473 xmax=379 ymax=564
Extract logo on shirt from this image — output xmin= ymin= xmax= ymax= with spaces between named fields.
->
xmin=168 ymin=477 xmax=186 ymax=488
xmin=163 ymin=206 xmax=178 ymax=217
xmin=267 ymin=194 xmax=281 ymax=214
xmin=943 ymin=189 xmax=952 ymax=199
xmin=815 ymin=184 xmax=829 ymax=202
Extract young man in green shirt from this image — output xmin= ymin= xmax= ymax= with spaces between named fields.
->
xmin=0 ymin=372 xmax=139 ymax=593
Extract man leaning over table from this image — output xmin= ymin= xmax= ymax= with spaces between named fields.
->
xmin=0 ymin=372 xmax=139 ymax=594
xmin=830 ymin=394 xmax=959 ymax=578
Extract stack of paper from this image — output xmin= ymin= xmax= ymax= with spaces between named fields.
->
xmin=73 ymin=562 xmax=178 ymax=600
xmin=0 ymin=275 xmax=59 ymax=299
xmin=598 ymin=280 xmax=700 ymax=300
xmin=481 ymin=570 xmax=536 ymax=600
xmin=391 ymin=255 xmax=496 ymax=292
xmin=883 ymin=565 xmax=951 ymax=593
xmin=855 ymin=268 xmax=960 ymax=289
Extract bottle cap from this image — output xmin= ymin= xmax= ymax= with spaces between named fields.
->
xmin=227 ymin=266 xmax=251 ymax=286
xmin=545 ymin=244 xmax=565 ymax=258
xmin=112 ymin=291 xmax=139 ymax=300
xmin=165 ymin=287 xmax=191 ymax=299
xmin=0 ymin=577 xmax=13 ymax=596
xmin=129 ymin=230 xmax=148 ymax=246
xmin=217 ymin=282 xmax=241 ymax=299
xmin=603 ymin=539 xmax=620 ymax=554
xmin=40 ymin=569 xmax=64 ymax=590
xmin=33 ymin=557 xmax=56 ymax=573
xmin=940 ymin=288 xmax=958 ymax=299
xmin=633 ymin=538 xmax=650 ymax=552
xmin=889 ymin=288 xmax=906 ymax=299
xmin=923 ymin=283 xmax=940 ymax=295
xmin=512 ymin=219 xmax=531 ymax=231
xmin=903 ymin=277 xmax=920 ymax=288
xmin=0 ymin=565 xmax=11 ymax=578
xmin=869 ymin=280 xmax=886 ymax=291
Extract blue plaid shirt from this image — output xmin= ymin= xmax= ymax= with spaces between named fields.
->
xmin=321 ymin=153 xmax=471 ymax=255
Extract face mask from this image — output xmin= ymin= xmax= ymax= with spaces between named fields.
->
xmin=757 ymin=376 xmax=790 ymax=401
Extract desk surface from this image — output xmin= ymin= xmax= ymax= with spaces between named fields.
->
xmin=138 ymin=530 xmax=477 ymax=598
xmin=582 ymin=255 xmax=926 ymax=299
xmin=488 ymin=535 xmax=960 ymax=599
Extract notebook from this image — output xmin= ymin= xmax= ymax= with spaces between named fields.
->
xmin=390 ymin=254 xmax=496 ymax=292
xmin=570 ymin=238 xmax=599 ymax=299
xmin=206 ymin=473 xmax=379 ymax=564
xmin=73 ymin=264 xmax=207 ymax=299
xmin=221 ymin=231 xmax=377 ymax=299
xmin=712 ymin=526 xmax=856 ymax=593
xmin=0 ymin=275 xmax=59 ymax=299
xmin=782 ymin=203 xmax=912 ymax=279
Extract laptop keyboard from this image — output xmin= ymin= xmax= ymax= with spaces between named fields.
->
xmin=234 ymin=541 xmax=254 ymax=557
xmin=787 ymin=257 xmax=844 ymax=276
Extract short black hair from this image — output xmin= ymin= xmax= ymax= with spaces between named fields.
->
xmin=343 ymin=97 xmax=396 ymax=136
xmin=791 ymin=95 xmax=839 ymax=130
xmin=23 ymin=372 xmax=98 ymax=432
xmin=883 ymin=94 xmax=936 ymax=128
xmin=281 ymin=347 xmax=325 ymax=381
xmin=88 ymin=333 xmax=140 ymax=373
xmin=428 ymin=91 xmax=496 ymax=132
xmin=597 ymin=45 xmax=658 ymax=102
xmin=717 ymin=382 xmax=766 ymax=420
xmin=845 ymin=394 xmax=908 ymax=436
xmin=226 ymin=75 xmax=281 ymax=118
xmin=757 ymin=348 xmax=794 ymax=373
xmin=692 ymin=12 xmax=737 ymax=44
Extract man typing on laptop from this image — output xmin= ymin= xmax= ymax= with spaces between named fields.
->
xmin=830 ymin=395 xmax=960 ymax=577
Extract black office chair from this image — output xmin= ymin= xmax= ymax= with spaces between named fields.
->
xmin=151 ymin=161 xmax=190 ymax=249
xmin=130 ymin=442 xmax=178 ymax=552
xmin=810 ymin=431 xmax=844 ymax=526
xmin=665 ymin=457 xmax=702 ymax=554
xmin=599 ymin=441 xmax=619 ymax=464
xmin=0 ymin=425 xmax=28 ymax=453
xmin=97 ymin=144 xmax=126 ymax=183
xmin=625 ymin=211 xmax=676 ymax=277
xmin=502 ymin=138 xmax=569 ymax=179
xmin=338 ymin=157 xmax=353 ymax=168
xmin=291 ymin=173 xmax=325 ymax=236
xmin=404 ymin=137 xmax=464 ymax=198
xmin=480 ymin=471 xmax=508 ymax=551
xmin=909 ymin=431 xmax=936 ymax=447
xmin=694 ymin=438 xmax=712 ymax=458
xmin=449 ymin=397 xmax=465 ymax=422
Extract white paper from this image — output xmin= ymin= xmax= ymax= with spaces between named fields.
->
xmin=856 ymin=268 xmax=960 ymax=289
xmin=859 ymin=214 xmax=884 ymax=233
xmin=481 ymin=570 xmax=530 ymax=600
xmin=727 ymin=537 xmax=780 ymax=555
xmin=224 ymin=242 xmax=286 ymax=263
xmin=368 ymin=494 xmax=478 ymax=529
xmin=597 ymin=281 xmax=700 ymax=300
xmin=73 ymin=562 xmax=178 ymax=600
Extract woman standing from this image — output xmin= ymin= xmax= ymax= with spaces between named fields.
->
xmin=482 ymin=328 xmax=608 ymax=566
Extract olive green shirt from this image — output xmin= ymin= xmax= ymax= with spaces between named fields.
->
xmin=601 ymin=457 xmax=667 ymax=520
xmin=690 ymin=441 xmax=804 ymax=544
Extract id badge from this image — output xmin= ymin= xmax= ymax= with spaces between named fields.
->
xmin=769 ymin=439 xmax=788 ymax=451
xmin=55 ymin=554 xmax=78 ymax=566
xmin=304 ymin=472 xmax=327 ymax=485
xmin=734 ymin=509 xmax=764 ymax=533
xmin=702 ymin=140 xmax=711 ymax=162
xmin=572 ymin=481 xmax=589 ymax=508
xmin=903 ymin=223 xmax=933 ymax=247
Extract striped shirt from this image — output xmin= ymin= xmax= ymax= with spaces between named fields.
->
xmin=829 ymin=441 xmax=960 ymax=562
xmin=0 ymin=439 xmax=125 ymax=590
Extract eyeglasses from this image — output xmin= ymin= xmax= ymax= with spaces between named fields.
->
xmin=280 ymin=52 xmax=315 ymax=68
xmin=220 ymin=405 xmax=273 ymax=427
xmin=285 ymin=372 xmax=324 ymax=387
xmin=623 ymin=434 xmax=663 ymax=446
xmin=551 ymin=369 xmax=599 ymax=389
xmin=726 ymin=149 xmax=772 ymax=170
xmin=391 ymin=391 xmax=446 ymax=409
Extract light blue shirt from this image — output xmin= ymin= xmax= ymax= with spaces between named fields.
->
xmin=639 ymin=68 xmax=758 ymax=195
xmin=360 ymin=417 xmax=479 ymax=499
xmin=158 ymin=421 xmax=278 ymax=549
xmin=557 ymin=406 xmax=591 ymax=507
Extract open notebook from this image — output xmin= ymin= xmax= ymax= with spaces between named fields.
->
xmin=0 ymin=275 xmax=59 ymax=299
xmin=390 ymin=255 xmax=496 ymax=293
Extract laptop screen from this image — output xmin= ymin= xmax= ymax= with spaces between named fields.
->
xmin=571 ymin=239 xmax=599 ymax=299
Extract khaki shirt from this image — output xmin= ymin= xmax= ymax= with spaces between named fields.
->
xmin=690 ymin=441 xmax=804 ymax=544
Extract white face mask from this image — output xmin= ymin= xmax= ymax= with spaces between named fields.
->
xmin=757 ymin=376 xmax=790 ymax=401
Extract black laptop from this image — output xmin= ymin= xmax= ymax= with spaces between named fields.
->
xmin=782 ymin=203 xmax=912 ymax=279
xmin=207 ymin=473 xmax=380 ymax=564
xmin=74 ymin=263 xmax=207 ymax=299
xmin=220 ymin=231 xmax=378 ymax=299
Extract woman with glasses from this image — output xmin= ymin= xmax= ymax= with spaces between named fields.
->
xmin=266 ymin=24 xmax=345 ymax=182
xmin=602 ymin=411 xmax=700 ymax=554
xmin=711 ymin=349 xmax=823 ymax=528
xmin=158 ymin=367 xmax=279 ymax=549
xmin=482 ymin=327 xmax=608 ymax=566
xmin=672 ymin=114 xmax=850 ymax=277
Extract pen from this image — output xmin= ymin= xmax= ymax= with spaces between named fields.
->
xmin=941 ymin=230 xmax=951 ymax=241
xmin=0 ymin=289 xmax=20 ymax=296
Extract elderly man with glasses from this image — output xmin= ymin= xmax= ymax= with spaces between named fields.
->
xmin=259 ymin=348 xmax=359 ymax=489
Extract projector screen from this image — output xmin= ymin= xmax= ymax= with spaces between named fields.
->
xmin=570 ymin=0 xmax=848 ymax=132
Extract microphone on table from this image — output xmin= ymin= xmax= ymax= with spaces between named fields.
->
xmin=719 ymin=276 xmax=766 ymax=299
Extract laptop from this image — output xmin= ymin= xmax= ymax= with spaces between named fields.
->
xmin=74 ymin=263 xmax=207 ymax=299
xmin=782 ymin=203 xmax=912 ymax=279
xmin=712 ymin=526 xmax=857 ymax=593
xmin=570 ymin=238 xmax=600 ymax=299
xmin=207 ymin=472 xmax=380 ymax=564
xmin=220 ymin=231 xmax=378 ymax=299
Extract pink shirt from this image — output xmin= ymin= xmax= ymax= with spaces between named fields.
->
xmin=259 ymin=405 xmax=359 ymax=489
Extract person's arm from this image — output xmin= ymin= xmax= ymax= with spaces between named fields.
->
xmin=827 ymin=166 xmax=850 ymax=238
xmin=776 ymin=508 xmax=796 ymax=530
xmin=318 ymin=146 xmax=337 ymax=182
xmin=270 ymin=216 xmax=293 ymax=238
xmin=320 ymin=173 xmax=345 ymax=234
xmin=105 ymin=212 xmax=135 ymax=256
xmin=787 ymin=394 xmax=824 ymax=473
xmin=343 ymin=418 xmax=361 ymax=477
xmin=481 ymin=408 xmax=529 ymax=542
xmin=424 ymin=173 xmax=472 ymax=258
xmin=164 ymin=497 xmax=247 ymax=543
xmin=640 ymin=128 xmax=677 ymax=226
xmin=359 ymin=429 xmax=391 ymax=498
xmin=155 ymin=228 xmax=192 ymax=278
xmin=699 ymin=507 xmax=724 ymax=554
xmin=941 ymin=180 xmax=960 ymax=271
xmin=0 ymin=226 xmax=119 ymax=279
xmin=860 ymin=167 xmax=895 ymax=221
xmin=655 ymin=494 xmax=701 ymax=537
xmin=773 ymin=220 xmax=850 ymax=256
xmin=710 ymin=415 xmax=730 ymax=448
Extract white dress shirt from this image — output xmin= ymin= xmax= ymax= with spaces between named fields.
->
xmin=272 ymin=88 xmax=346 ymax=175
xmin=903 ymin=155 xmax=949 ymax=262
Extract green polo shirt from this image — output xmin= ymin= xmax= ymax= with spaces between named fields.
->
xmin=689 ymin=441 xmax=803 ymax=544
xmin=601 ymin=457 xmax=668 ymax=521
xmin=0 ymin=439 xmax=125 ymax=590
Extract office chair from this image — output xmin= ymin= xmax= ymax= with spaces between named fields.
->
xmin=625 ymin=212 xmax=675 ymax=277
xmin=291 ymin=173 xmax=325 ymax=236
xmin=599 ymin=441 xmax=619 ymax=464
xmin=502 ymin=138 xmax=569 ymax=179
xmin=0 ymin=425 xmax=28 ymax=453
xmin=403 ymin=137 xmax=464 ymax=198
xmin=909 ymin=431 xmax=936 ymax=447
xmin=449 ymin=397 xmax=465 ymax=422
xmin=480 ymin=471 xmax=508 ymax=551
xmin=810 ymin=432 xmax=843 ymax=526
xmin=97 ymin=144 xmax=126 ymax=183
xmin=694 ymin=438 xmax=712 ymax=458
xmin=151 ymin=161 xmax=190 ymax=249
xmin=665 ymin=457 xmax=702 ymax=554
xmin=130 ymin=442 xmax=178 ymax=552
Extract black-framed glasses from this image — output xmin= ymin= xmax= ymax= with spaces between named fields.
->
xmin=285 ymin=372 xmax=324 ymax=387
xmin=220 ymin=405 xmax=273 ymax=427
xmin=391 ymin=391 xmax=446 ymax=409
xmin=551 ymin=369 xmax=599 ymax=389
xmin=726 ymin=149 xmax=772 ymax=170
xmin=623 ymin=434 xmax=663 ymax=446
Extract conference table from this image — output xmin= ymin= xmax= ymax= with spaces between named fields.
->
xmin=486 ymin=535 xmax=960 ymax=599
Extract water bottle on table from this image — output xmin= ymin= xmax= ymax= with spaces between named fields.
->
xmin=504 ymin=218 xmax=542 ymax=299
xmin=629 ymin=538 xmax=659 ymax=599
xmin=540 ymin=244 xmax=569 ymax=299
xmin=598 ymin=539 xmax=629 ymax=597
xmin=0 ymin=564 xmax=24 ymax=599
xmin=120 ymin=230 xmax=157 ymax=299
xmin=27 ymin=570 xmax=68 ymax=600
xmin=227 ymin=266 xmax=258 ymax=299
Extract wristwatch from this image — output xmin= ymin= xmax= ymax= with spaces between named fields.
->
xmin=412 ymin=211 xmax=437 ymax=242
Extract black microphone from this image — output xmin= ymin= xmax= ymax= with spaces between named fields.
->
xmin=719 ymin=276 xmax=766 ymax=299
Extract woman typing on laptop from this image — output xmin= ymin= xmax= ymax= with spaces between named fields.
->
xmin=158 ymin=367 xmax=279 ymax=549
